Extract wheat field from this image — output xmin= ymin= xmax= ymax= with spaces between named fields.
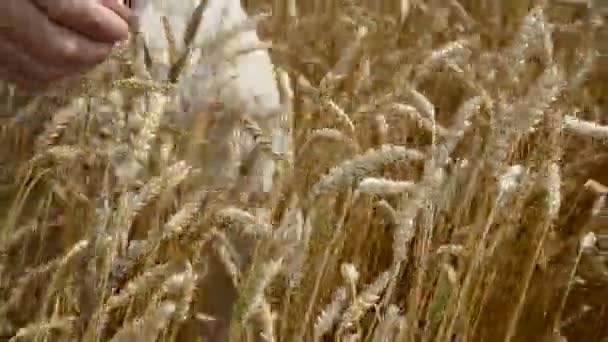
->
xmin=0 ymin=0 xmax=606 ymax=341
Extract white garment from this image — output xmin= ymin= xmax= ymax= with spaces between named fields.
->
xmin=135 ymin=0 xmax=286 ymax=194
xmin=135 ymin=0 xmax=281 ymax=120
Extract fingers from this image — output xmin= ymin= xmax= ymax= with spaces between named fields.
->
xmin=32 ymin=0 xmax=130 ymax=43
xmin=0 ymin=38 xmax=67 ymax=88
xmin=0 ymin=0 xmax=130 ymax=86
xmin=103 ymin=0 xmax=140 ymax=34
xmin=0 ymin=0 xmax=114 ymax=69
xmin=100 ymin=0 xmax=133 ymax=23
xmin=0 ymin=38 xmax=93 ymax=90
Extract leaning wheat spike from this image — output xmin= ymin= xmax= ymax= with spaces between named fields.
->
xmin=111 ymin=264 xmax=178 ymax=308
xmin=158 ymin=189 xmax=207 ymax=243
xmin=162 ymin=16 xmax=179 ymax=66
xmin=168 ymin=0 xmax=207 ymax=82
xmin=319 ymin=99 xmax=356 ymax=135
xmin=183 ymin=0 xmax=207 ymax=48
xmin=92 ymin=261 xmax=178 ymax=335
xmin=485 ymin=65 xmax=566 ymax=175
xmin=357 ymin=177 xmax=416 ymax=195
xmin=374 ymin=200 xmax=398 ymax=226
xmin=112 ymin=77 xmax=170 ymax=92
xmin=516 ymin=65 xmax=566 ymax=133
xmin=297 ymin=128 xmax=359 ymax=158
xmin=390 ymin=103 xmax=449 ymax=138
xmin=129 ymin=26 xmax=153 ymax=80
xmin=340 ymin=262 xmax=360 ymax=299
xmin=132 ymin=91 xmax=168 ymax=164
xmin=370 ymin=114 xmax=388 ymax=147
xmin=398 ymin=0 xmax=411 ymax=24
xmin=388 ymin=153 xmax=451 ymax=329
xmin=211 ymin=228 xmax=242 ymax=288
xmin=128 ymin=161 xmax=191 ymax=221
xmin=28 ymin=145 xmax=84 ymax=167
xmin=215 ymin=207 xmax=273 ymax=238
xmin=372 ymin=304 xmax=403 ymax=341
xmin=169 ymin=261 xmax=197 ymax=323
xmin=563 ymin=115 xmax=608 ymax=140
xmin=7 ymin=316 xmax=75 ymax=342
xmin=309 ymin=145 xmax=425 ymax=201
xmin=109 ymin=301 xmax=176 ymax=342
xmin=0 ymin=221 xmax=38 ymax=261
xmin=35 ymin=98 xmax=85 ymax=150
xmin=274 ymin=207 xmax=311 ymax=290
xmin=406 ymin=89 xmax=436 ymax=123
xmin=392 ymin=159 xmax=446 ymax=263
xmin=244 ymin=258 xmax=284 ymax=320
xmin=546 ymin=162 xmax=562 ymax=221
xmin=324 ymin=25 xmax=369 ymax=82
xmin=338 ymin=270 xmax=392 ymax=333
xmin=553 ymin=233 xmax=598 ymax=332
xmin=502 ymin=6 xmax=550 ymax=77
xmin=452 ymin=95 xmax=483 ymax=134
xmin=0 ymin=258 xmax=61 ymax=319
xmin=313 ymin=287 xmax=348 ymax=341
xmin=41 ymin=240 xmax=90 ymax=318
xmin=230 ymin=257 xmax=283 ymax=340
xmin=246 ymin=298 xmax=277 ymax=342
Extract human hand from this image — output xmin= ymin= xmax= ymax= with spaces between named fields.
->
xmin=0 ymin=0 xmax=132 ymax=89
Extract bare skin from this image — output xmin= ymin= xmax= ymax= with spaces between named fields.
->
xmin=0 ymin=0 xmax=132 ymax=89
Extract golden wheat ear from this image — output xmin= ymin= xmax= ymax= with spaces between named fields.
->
xmin=168 ymin=0 xmax=207 ymax=83
xmin=162 ymin=16 xmax=179 ymax=67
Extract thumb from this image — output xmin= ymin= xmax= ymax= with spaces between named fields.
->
xmin=32 ymin=0 xmax=131 ymax=43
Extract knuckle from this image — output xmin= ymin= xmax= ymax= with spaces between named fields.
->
xmin=46 ymin=0 xmax=70 ymax=18
xmin=59 ymin=39 xmax=81 ymax=61
xmin=57 ymin=40 xmax=111 ymax=67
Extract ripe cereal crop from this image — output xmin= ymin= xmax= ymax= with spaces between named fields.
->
xmin=0 ymin=0 xmax=606 ymax=341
